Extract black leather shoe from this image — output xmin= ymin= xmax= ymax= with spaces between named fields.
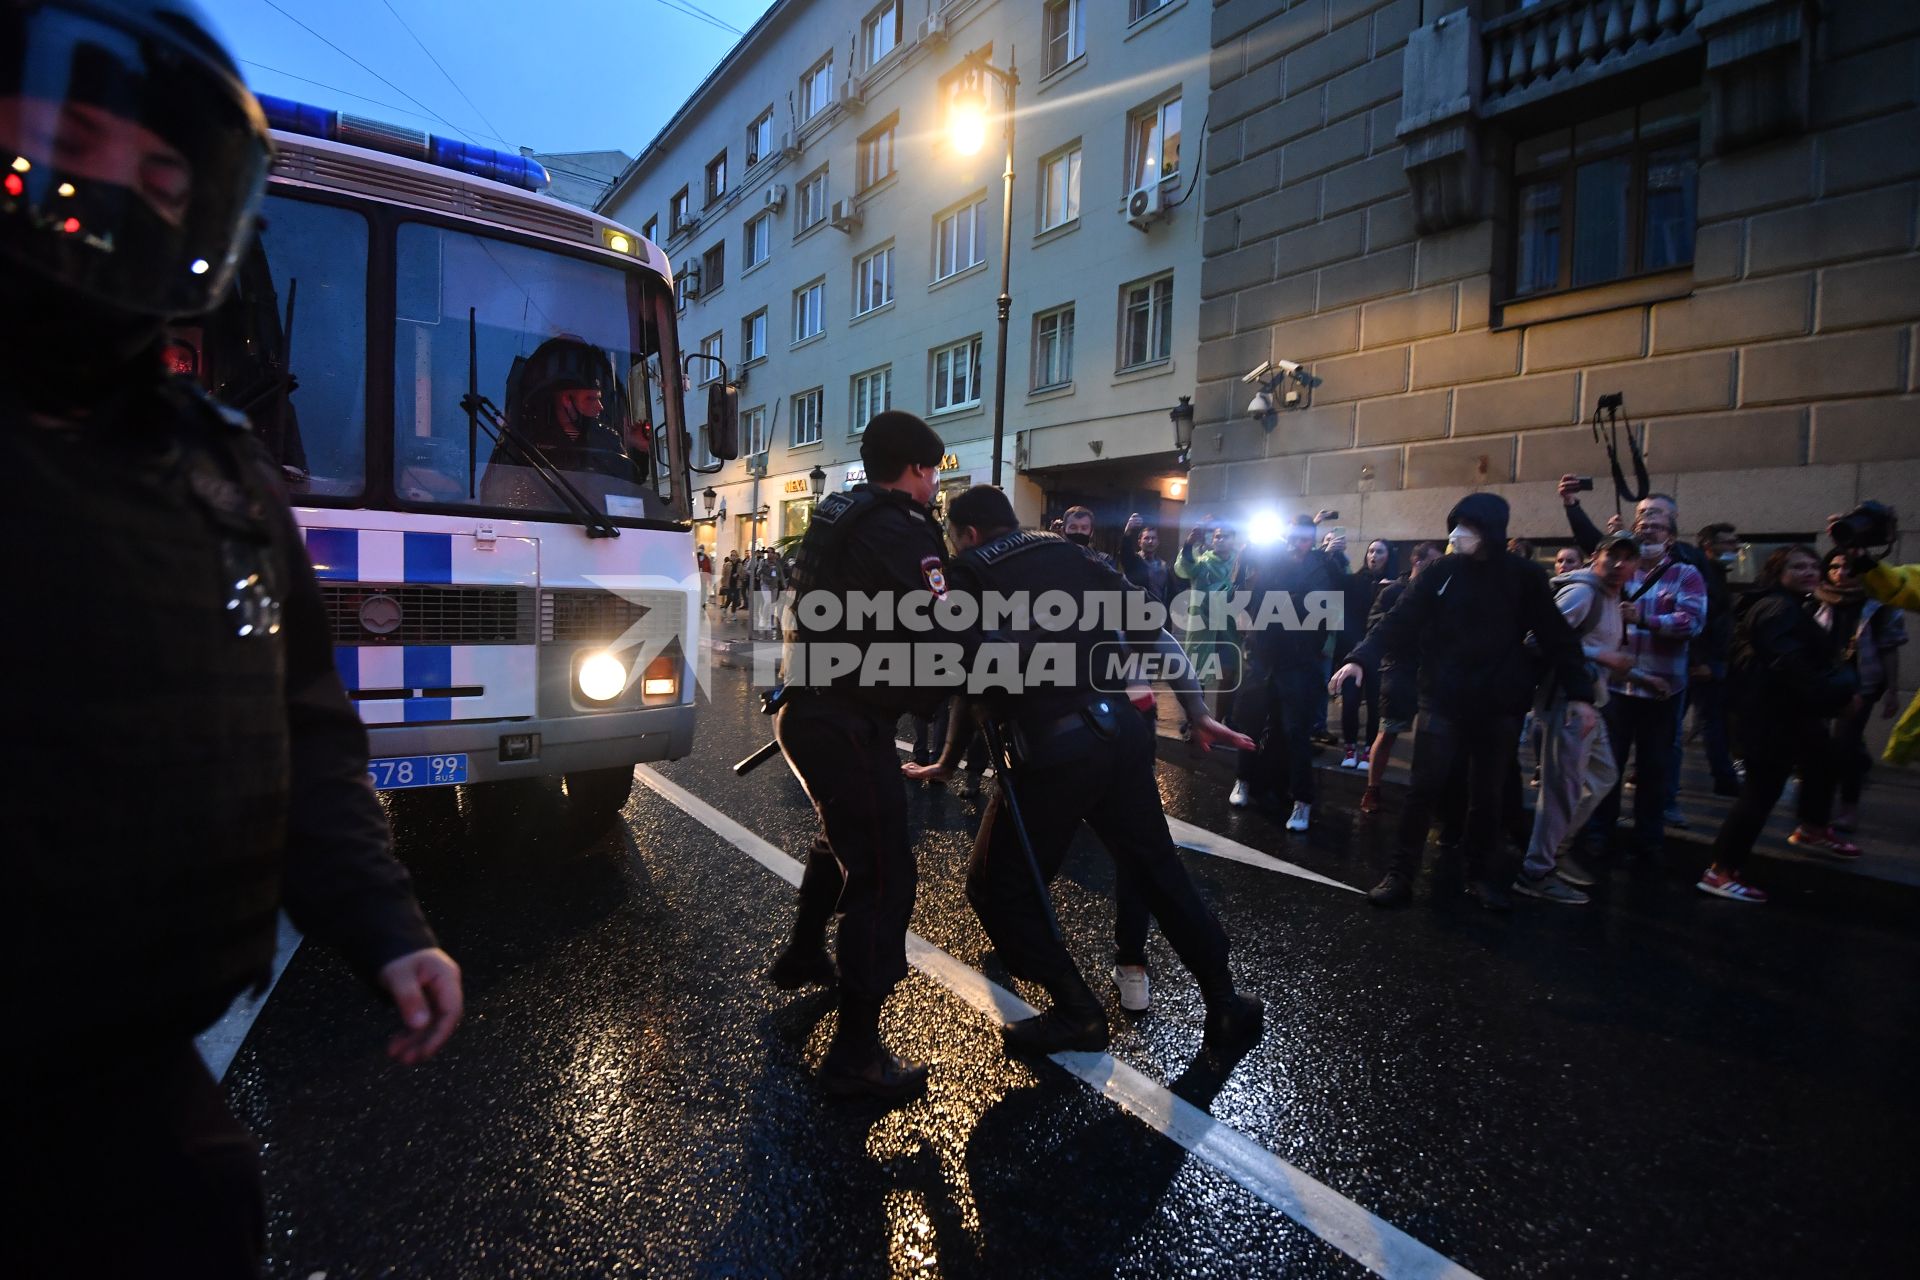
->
xmin=1202 ymin=993 xmax=1265 ymax=1051
xmin=1367 ymin=872 xmax=1413 ymax=908
xmin=1003 ymin=1008 xmax=1109 ymax=1055
xmin=768 ymin=941 xmax=836 ymax=990
xmin=819 ymin=1045 xmax=929 ymax=1100
xmin=1465 ymin=877 xmax=1513 ymax=911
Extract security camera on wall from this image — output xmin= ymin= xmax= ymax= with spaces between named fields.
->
xmin=1245 ymin=357 xmax=1308 ymax=421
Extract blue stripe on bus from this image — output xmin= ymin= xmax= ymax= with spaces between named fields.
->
xmin=403 ymin=646 xmax=453 ymax=692
xmin=403 ymin=532 xmax=453 ymax=584
xmin=305 ymin=528 xmax=358 ymax=581
xmin=333 ymin=646 xmax=358 ymax=692
xmin=404 ymin=698 xmax=452 ymax=723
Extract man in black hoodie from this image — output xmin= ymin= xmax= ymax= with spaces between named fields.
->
xmin=1332 ymin=494 xmax=1596 ymax=909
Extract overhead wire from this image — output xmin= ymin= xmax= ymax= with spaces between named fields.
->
xmin=376 ymin=0 xmax=511 ymax=148
xmin=258 ymin=0 xmax=501 ymax=147
xmin=645 ymin=0 xmax=744 ymax=37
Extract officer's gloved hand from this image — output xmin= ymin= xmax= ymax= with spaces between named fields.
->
xmin=1190 ymin=714 xmax=1256 ymax=755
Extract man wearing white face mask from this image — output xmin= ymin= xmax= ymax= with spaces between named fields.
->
xmin=1332 ymin=494 xmax=1595 ymax=909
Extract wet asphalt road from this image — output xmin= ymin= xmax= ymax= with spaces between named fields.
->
xmin=225 ymin=663 xmax=1920 ymax=1279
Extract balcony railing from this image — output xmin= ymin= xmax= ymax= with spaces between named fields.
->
xmin=1482 ymin=0 xmax=1703 ymax=112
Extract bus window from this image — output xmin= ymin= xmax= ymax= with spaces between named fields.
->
xmin=393 ymin=222 xmax=681 ymax=523
xmin=177 ymin=196 xmax=369 ymax=495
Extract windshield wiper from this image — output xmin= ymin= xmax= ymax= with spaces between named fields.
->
xmin=459 ymin=307 xmax=620 ymax=539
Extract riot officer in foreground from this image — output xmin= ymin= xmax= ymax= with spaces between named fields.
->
xmin=769 ymin=411 xmax=962 ymax=1100
xmin=906 ymin=486 xmax=1265 ymax=1058
xmin=2 ymin=3 xmax=462 ymax=1273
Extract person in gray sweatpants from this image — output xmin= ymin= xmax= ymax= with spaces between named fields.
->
xmin=1517 ymin=533 xmax=1648 ymax=903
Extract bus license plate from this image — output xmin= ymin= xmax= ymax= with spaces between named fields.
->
xmin=367 ymin=754 xmax=468 ymax=790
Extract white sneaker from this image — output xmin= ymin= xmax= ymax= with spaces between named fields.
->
xmin=1229 ymin=781 xmax=1251 ymax=807
xmin=1113 ymin=964 xmax=1150 ymax=1012
xmin=1356 ymin=757 xmax=1370 ymax=772
xmin=1286 ymin=802 xmax=1311 ymax=832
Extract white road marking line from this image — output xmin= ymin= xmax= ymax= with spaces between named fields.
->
xmin=893 ymin=737 xmax=1358 ymax=895
xmin=196 ymin=914 xmax=304 ymax=1081
xmin=633 ymin=763 xmax=1479 ymax=1280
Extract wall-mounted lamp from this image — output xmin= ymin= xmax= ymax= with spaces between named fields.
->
xmin=702 ymin=486 xmax=717 ymax=516
xmin=807 ymin=464 xmax=826 ymax=497
xmin=1169 ymin=395 xmax=1195 ymax=466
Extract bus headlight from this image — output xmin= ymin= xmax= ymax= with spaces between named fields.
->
xmin=578 ymin=651 xmax=627 ymax=702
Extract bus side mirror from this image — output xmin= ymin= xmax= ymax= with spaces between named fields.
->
xmin=707 ymin=381 xmax=740 ymax=460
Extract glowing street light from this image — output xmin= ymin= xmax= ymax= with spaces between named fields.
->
xmin=943 ymin=49 xmax=1020 ymax=488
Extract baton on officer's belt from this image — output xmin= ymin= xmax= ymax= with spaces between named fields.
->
xmin=977 ymin=712 xmax=1066 ymax=946
xmin=733 ymin=685 xmax=790 ymax=776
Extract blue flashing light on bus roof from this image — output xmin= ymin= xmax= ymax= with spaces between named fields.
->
xmin=257 ymin=94 xmax=551 ymax=194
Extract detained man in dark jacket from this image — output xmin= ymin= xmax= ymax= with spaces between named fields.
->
xmin=1332 ymin=494 xmax=1595 ymax=909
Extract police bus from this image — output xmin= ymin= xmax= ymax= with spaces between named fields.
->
xmin=169 ymin=96 xmax=737 ymax=823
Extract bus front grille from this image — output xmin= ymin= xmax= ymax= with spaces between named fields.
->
xmin=320 ymin=585 xmax=536 ymax=646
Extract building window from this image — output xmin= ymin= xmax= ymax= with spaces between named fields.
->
xmin=742 ymin=309 xmax=767 ymax=363
xmin=747 ymin=109 xmax=774 ymax=166
xmin=642 ymin=216 xmax=658 ymax=243
xmin=1129 ymin=0 xmax=1173 ymax=21
xmin=1510 ymin=91 xmax=1701 ymax=298
xmin=693 ymin=422 xmax=719 ymax=469
xmin=1043 ymin=0 xmax=1084 ymax=76
xmin=741 ymin=405 xmax=767 ymax=458
xmin=669 ymin=186 xmax=690 ymax=234
xmin=744 ymin=213 xmax=770 ymax=269
xmin=792 ymin=388 xmax=824 ymax=446
xmin=705 ymin=151 xmax=727 ymax=205
xmin=793 ymin=279 xmax=825 ymax=343
xmin=1033 ymin=305 xmax=1075 ymax=390
xmin=1119 ymin=274 xmax=1173 ymax=370
xmin=857 ymin=115 xmax=897 ymax=192
xmin=701 ymin=240 xmax=725 ymax=294
xmin=934 ymin=197 xmax=986 ymax=281
xmin=698 ymin=331 xmax=723 ymax=383
xmin=852 ymin=366 xmax=892 ymax=430
xmin=797 ymin=166 xmax=828 ymax=233
xmin=801 ymin=54 xmax=834 ymax=122
xmin=863 ymin=1 xmax=901 ymax=68
xmin=1039 ymin=144 xmax=1081 ymax=231
xmin=931 ymin=336 xmax=983 ymax=413
xmin=1126 ymin=94 xmax=1181 ymax=191
xmin=854 ymin=244 xmax=894 ymax=316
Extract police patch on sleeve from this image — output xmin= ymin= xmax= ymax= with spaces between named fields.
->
xmin=921 ymin=556 xmax=948 ymax=598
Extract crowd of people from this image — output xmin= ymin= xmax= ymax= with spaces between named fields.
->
xmin=1080 ymin=479 xmax=1911 ymax=910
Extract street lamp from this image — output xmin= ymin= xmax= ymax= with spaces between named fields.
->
xmin=947 ymin=46 xmax=1019 ymax=490
xmin=702 ymin=486 xmax=717 ymax=517
xmin=1169 ymin=395 xmax=1195 ymax=467
xmin=807 ymin=464 xmax=826 ymax=498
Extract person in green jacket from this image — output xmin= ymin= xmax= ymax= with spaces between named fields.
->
xmin=1854 ymin=560 xmax=1919 ymax=766
xmin=1174 ymin=520 xmax=1240 ymax=716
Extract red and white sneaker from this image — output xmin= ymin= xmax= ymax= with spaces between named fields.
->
xmin=1697 ymin=866 xmax=1768 ymax=903
xmin=1339 ymin=745 xmax=1360 ymax=769
xmin=1788 ymin=825 xmax=1864 ymax=859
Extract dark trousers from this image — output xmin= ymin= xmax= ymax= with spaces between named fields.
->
xmin=1392 ymin=710 xmax=1522 ymax=882
xmin=1591 ymin=694 xmax=1679 ymax=856
xmin=967 ymin=708 xmax=1229 ymax=992
xmin=776 ymin=697 xmax=916 ymax=999
xmin=1710 ymin=714 xmax=1834 ymax=870
xmin=1231 ymin=660 xmax=1318 ymax=804
xmin=14 ymin=1042 xmax=264 ymax=1278
xmin=1830 ymin=696 xmax=1876 ymax=807
xmin=1692 ymin=674 xmax=1741 ymax=788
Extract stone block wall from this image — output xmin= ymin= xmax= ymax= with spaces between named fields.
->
xmin=1195 ymin=0 xmax=1920 ymax=565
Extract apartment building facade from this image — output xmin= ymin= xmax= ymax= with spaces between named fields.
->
xmin=600 ymin=0 xmax=1217 ymax=560
xmin=1193 ymin=0 xmax=1919 ymax=562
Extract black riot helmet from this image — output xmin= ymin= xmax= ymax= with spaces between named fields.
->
xmin=0 ymin=0 xmax=273 ymax=321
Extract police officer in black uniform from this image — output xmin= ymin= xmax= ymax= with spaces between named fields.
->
xmin=1 ymin=3 xmax=463 ymax=1274
xmin=907 ymin=486 xmax=1265 ymax=1057
xmin=769 ymin=410 xmax=963 ymax=1100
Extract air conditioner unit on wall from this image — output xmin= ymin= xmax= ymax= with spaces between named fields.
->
xmin=916 ymin=13 xmax=948 ymax=46
xmin=779 ymin=131 xmax=801 ymax=159
xmin=680 ymin=260 xmax=701 ymax=297
xmin=836 ymin=79 xmax=865 ymax=111
xmin=764 ymin=184 xmax=786 ymax=211
xmin=1126 ymin=183 xmax=1166 ymax=230
xmin=829 ymin=197 xmax=862 ymax=232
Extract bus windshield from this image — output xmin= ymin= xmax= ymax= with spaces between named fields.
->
xmin=393 ymin=221 xmax=684 ymax=524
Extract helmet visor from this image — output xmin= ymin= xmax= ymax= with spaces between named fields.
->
xmin=0 ymin=3 xmax=271 ymax=317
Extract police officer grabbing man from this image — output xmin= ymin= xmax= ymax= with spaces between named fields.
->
xmin=2 ymin=3 xmax=461 ymax=1273
xmin=770 ymin=410 xmax=967 ymax=1101
xmin=906 ymin=486 xmax=1265 ymax=1058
